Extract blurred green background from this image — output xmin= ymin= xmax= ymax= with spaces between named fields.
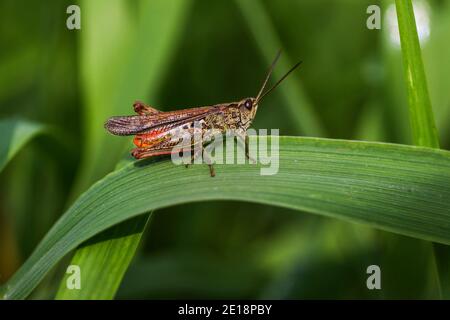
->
xmin=1 ymin=0 xmax=449 ymax=299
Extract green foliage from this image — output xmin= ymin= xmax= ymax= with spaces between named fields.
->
xmin=53 ymin=0 xmax=192 ymax=300
xmin=1 ymin=0 xmax=450 ymax=300
xmin=235 ymin=0 xmax=325 ymax=136
xmin=55 ymin=214 xmax=151 ymax=299
xmin=2 ymin=137 xmax=450 ymax=299
xmin=72 ymin=0 xmax=192 ymax=195
xmin=395 ymin=0 xmax=439 ymax=148
xmin=0 ymin=119 xmax=46 ymax=172
xmin=395 ymin=0 xmax=449 ymax=299
xmin=56 ymin=157 xmax=151 ymax=300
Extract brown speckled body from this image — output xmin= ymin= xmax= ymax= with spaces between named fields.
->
xmin=105 ymin=98 xmax=258 ymax=160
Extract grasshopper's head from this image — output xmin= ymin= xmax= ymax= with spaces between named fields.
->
xmin=238 ymin=97 xmax=258 ymax=126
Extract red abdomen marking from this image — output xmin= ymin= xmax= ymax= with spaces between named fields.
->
xmin=133 ymin=129 xmax=165 ymax=148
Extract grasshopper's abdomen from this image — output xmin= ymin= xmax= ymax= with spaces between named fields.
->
xmin=132 ymin=121 xmax=198 ymax=149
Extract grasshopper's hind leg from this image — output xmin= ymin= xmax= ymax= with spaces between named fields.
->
xmin=184 ymin=144 xmax=216 ymax=177
xmin=201 ymin=146 xmax=216 ymax=177
xmin=184 ymin=145 xmax=202 ymax=168
xmin=131 ymin=147 xmax=174 ymax=159
xmin=207 ymin=164 xmax=215 ymax=177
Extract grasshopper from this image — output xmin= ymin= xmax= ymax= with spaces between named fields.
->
xmin=105 ymin=51 xmax=301 ymax=177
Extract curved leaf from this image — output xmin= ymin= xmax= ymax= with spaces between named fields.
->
xmin=55 ymin=213 xmax=151 ymax=299
xmin=55 ymin=158 xmax=152 ymax=300
xmin=0 ymin=118 xmax=46 ymax=173
xmin=2 ymin=136 xmax=450 ymax=299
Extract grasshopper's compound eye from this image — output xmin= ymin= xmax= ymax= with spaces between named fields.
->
xmin=244 ymin=99 xmax=253 ymax=110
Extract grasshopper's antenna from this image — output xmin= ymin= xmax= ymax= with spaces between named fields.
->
xmin=256 ymin=60 xmax=303 ymax=104
xmin=255 ymin=50 xmax=282 ymax=103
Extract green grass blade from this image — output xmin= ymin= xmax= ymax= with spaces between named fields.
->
xmin=54 ymin=213 xmax=151 ymax=299
xmin=235 ymin=0 xmax=325 ymax=137
xmin=55 ymin=157 xmax=151 ymax=300
xmin=0 ymin=118 xmax=46 ymax=173
xmin=2 ymin=136 xmax=450 ymax=299
xmin=396 ymin=0 xmax=448 ymax=298
xmin=395 ymin=0 xmax=440 ymax=148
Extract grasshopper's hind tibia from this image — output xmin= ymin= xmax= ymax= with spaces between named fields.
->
xmin=208 ymin=164 xmax=215 ymax=177
xmin=183 ymin=145 xmax=215 ymax=177
xmin=131 ymin=147 xmax=174 ymax=159
xmin=133 ymin=145 xmax=216 ymax=177
xmin=200 ymin=146 xmax=216 ymax=177
xmin=184 ymin=146 xmax=203 ymax=168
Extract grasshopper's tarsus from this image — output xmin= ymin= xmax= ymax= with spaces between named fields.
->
xmin=201 ymin=146 xmax=216 ymax=177
xmin=183 ymin=146 xmax=215 ymax=177
xmin=208 ymin=164 xmax=216 ymax=177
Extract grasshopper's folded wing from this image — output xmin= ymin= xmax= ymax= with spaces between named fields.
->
xmin=105 ymin=105 xmax=223 ymax=136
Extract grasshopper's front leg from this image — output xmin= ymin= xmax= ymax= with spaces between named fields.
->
xmin=133 ymin=101 xmax=161 ymax=115
xmin=236 ymin=130 xmax=256 ymax=164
